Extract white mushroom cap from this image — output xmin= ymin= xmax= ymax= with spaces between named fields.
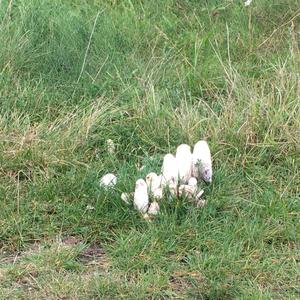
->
xmin=134 ymin=179 xmax=149 ymax=213
xmin=148 ymin=201 xmax=160 ymax=215
xmin=176 ymin=144 xmax=193 ymax=184
xmin=162 ymin=153 xmax=179 ymax=185
xmin=153 ymin=188 xmax=163 ymax=200
xmin=146 ymin=172 xmax=161 ymax=192
xmin=192 ymin=140 xmax=212 ymax=184
xmin=178 ymin=184 xmax=197 ymax=199
xmin=188 ymin=177 xmax=197 ymax=187
xmin=99 ymin=173 xmax=117 ymax=188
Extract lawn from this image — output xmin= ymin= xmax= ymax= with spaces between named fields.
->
xmin=0 ymin=0 xmax=299 ymax=299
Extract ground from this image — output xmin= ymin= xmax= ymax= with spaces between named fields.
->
xmin=0 ymin=0 xmax=299 ymax=299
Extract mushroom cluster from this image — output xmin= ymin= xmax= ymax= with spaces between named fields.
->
xmin=100 ymin=140 xmax=212 ymax=219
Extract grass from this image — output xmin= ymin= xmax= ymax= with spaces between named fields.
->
xmin=0 ymin=0 xmax=299 ymax=298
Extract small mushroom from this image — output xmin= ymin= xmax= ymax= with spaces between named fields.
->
xmin=153 ymin=188 xmax=163 ymax=200
xmin=162 ymin=153 xmax=179 ymax=185
xmin=192 ymin=140 xmax=212 ymax=184
xmin=146 ymin=172 xmax=161 ymax=192
xmin=99 ymin=173 xmax=117 ymax=188
xmin=176 ymin=144 xmax=193 ymax=184
xmin=178 ymin=184 xmax=197 ymax=199
xmin=148 ymin=201 xmax=160 ymax=215
xmin=134 ymin=179 xmax=149 ymax=213
xmin=188 ymin=177 xmax=197 ymax=187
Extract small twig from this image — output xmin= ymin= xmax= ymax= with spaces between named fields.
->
xmin=290 ymin=21 xmax=299 ymax=56
xmin=226 ymin=23 xmax=232 ymax=70
xmin=72 ymin=9 xmax=106 ymax=100
xmin=17 ymin=171 xmax=20 ymax=215
xmin=195 ymin=97 xmax=220 ymax=120
xmin=92 ymin=55 xmax=109 ymax=83
xmin=257 ymin=9 xmax=300 ymax=49
xmin=280 ymin=173 xmax=298 ymax=200
xmin=76 ymin=10 xmax=102 ymax=84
